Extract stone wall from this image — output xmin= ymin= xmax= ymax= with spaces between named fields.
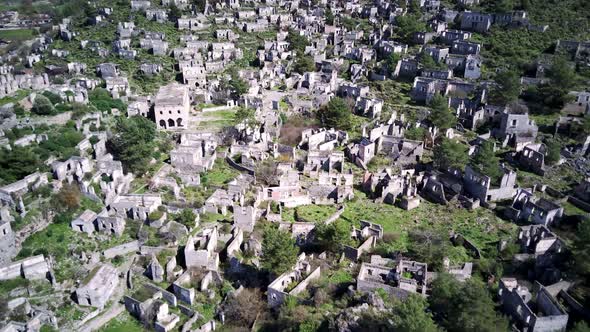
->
xmin=146 ymin=283 xmax=178 ymax=307
xmin=290 ymin=266 xmax=321 ymax=295
xmin=172 ymin=272 xmax=195 ymax=305
xmin=0 ymin=255 xmax=49 ymax=281
xmin=344 ymin=236 xmax=375 ymax=261
xmin=226 ymin=229 xmax=243 ymax=258
xmin=0 ymin=221 xmax=16 ymax=265
xmin=103 ymin=241 xmax=139 ymax=258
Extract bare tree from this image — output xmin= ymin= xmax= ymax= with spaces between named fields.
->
xmin=255 ymin=160 xmax=282 ymax=186
xmin=223 ymin=288 xmax=264 ymax=327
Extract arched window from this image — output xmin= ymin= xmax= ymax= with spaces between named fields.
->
xmin=168 ymin=119 xmax=175 ymax=127
xmin=177 ymin=118 xmax=183 ymax=127
xmin=159 ymin=120 xmax=166 ymax=128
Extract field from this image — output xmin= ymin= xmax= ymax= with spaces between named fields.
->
xmin=0 ymin=29 xmax=36 ymax=42
xmin=98 ymin=312 xmax=144 ymax=332
xmin=192 ymin=109 xmax=238 ymax=131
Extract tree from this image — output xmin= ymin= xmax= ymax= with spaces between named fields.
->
xmin=429 ymin=274 xmax=508 ymax=332
xmin=314 ymin=220 xmax=352 ymax=252
xmin=573 ymin=219 xmax=590 ymax=278
xmin=395 ymin=15 xmax=426 ymax=44
xmin=492 ymin=70 xmax=521 ymax=105
xmin=0 ymin=147 xmax=42 ymax=184
xmin=286 ymin=29 xmax=309 ymax=53
xmin=433 ymin=138 xmax=469 ymax=170
xmin=492 ymin=0 xmax=514 ymax=12
xmin=54 ymin=183 xmax=81 ymax=211
xmin=571 ymin=321 xmax=590 ymax=332
xmin=404 ymin=126 xmax=426 ymax=141
xmin=325 ymin=7 xmax=334 ymax=25
xmin=169 ymin=5 xmax=182 ymax=22
xmin=255 ymin=159 xmax=281 ymax=186
xmin=386 ymin=52 xmax=401 ymax=74
xmin=293 ymin=55 xmax=315 ymax=74
xmin=234 ymin=107 xmax=257 ymax=125
xmin=544 ymin=138 xmax=561 ymax=165
xmin=89 ymin=88 xmax=127 ymax=113
xmin=428 ymin=94 xmax=456 ymax=130
xmin=31 ymin=95 xmax=54 ymax=116
xmin=42 ymin=91 xmax=62 ymax=105
xmin=223 ymin=288 xmax=264 ymax=327
xmin=549 ymin=57 xmax=575 ymax=90
xmin=392 ymin=294 xmax=439 ymax=332
xmin=261 ymin=225 xmax=299 ymax=276
xmin=221 ymin=71 xmax=249 ymax=99
xmin=316 ymin=97 xmax=352 ymax=130
xmin=534 ymin=57 xmax=576 ymax=113
xmin=421 ymin=54 xmax=443 ymax=70
xmin=109 ymin=116 xmax=157 ymax=174
xmin=470 ymin=140 xmax=502 ymax=182
xmin=176 ymin=209 xmax=197 ymax=227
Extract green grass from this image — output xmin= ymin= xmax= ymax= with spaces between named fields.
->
xmin=0 ymin=29 xmax=36 ymax=42
xmin=201 ymin=160 xmax=240 ymax=188
xmin=195 ymin=109 xmax=238 ymax=131
xmin=98 ymin=312 xmax=144 ymax=332
xmin=0 ymin=90 xmax=29 ymax=106
xmin=327 ymin=270 xmax=354 ymax=284
xmin=282 ymin=205 xmax=338 ymax=223
xmin=0 ymin=278 xmax=30 ymax=295
xmin=339 ymin=191 xmax=516 ymax=254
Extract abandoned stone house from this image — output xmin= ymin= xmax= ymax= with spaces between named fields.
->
xmin=507 ymin=189 xmax=564 ymax=226
xmin=76 ymin=264 xmax=120 ymax=308
xmin=109 ymin=194 xmax=162 ymax=221
xmin=439 ymin=29 xmax=472 ymax=45
xmin=0 ymin=255 xmax=51 ymax=281
xmin=493 ymin=112 xmax=538 ymax=151
xmin=357 ymin=256 xmax=428 ymax=299
xmin=0 ymin=172 xmax=48 ymax=208
xmin=498 ymin=278 xmax=568 ymax=332
xmin=146 ymin=9 xmax=168 ymax=23
xmin=267 ymin=253 xmax=321 ymax=308
xmin=154 ymin=83 xmax=190 ymax=130
xmin=204 ymin=189 xmax=234 ymax=215
xmin=304 ymin=150 xmax=345 ymax=175
xmin=443 ymin=258 xmax=473 ymax=282
xmin=170 ymin=134 xmax=217 ymax=172
xmin=184 ymin=227 xmax=220 ymax=271
xmin=376 ymin=136 xmax=424 ymax=166
xmin=363 ymin=169 xmax=420 ymax=208
xmin=463 ymin=165 xmax=517 ymax=204
xmin=460 ymin=11 xmax=493 ymax=32
xmin=71 ymin=209 xmax=98 ymax=235
xmin=517 ymin=224 xmax=565 ymax=257
xmin=343 ymin=221 xmax=383 ymax=260
xmin=518 ymin=143 xmax=547 ymax=175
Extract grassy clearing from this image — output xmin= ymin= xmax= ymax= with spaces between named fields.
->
xmin=0 ymin=90 xmax=29 ymax=106
xmin=194 ymin=109 xmax=238 ymax=131
xmin=0 ymin=29 xmax=36 ymax=42
xmin=201 ymin=160 xmax=240 ymax=188
xmin=282 ymin=205 xmax=339 ymax=223
xmin=339 ymin=191 xmax=516 ymax=254
xmin=517 ymin=163 xmax=583 ymax=192
xmin=98 ymin=311 xmax=144 ymax=332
